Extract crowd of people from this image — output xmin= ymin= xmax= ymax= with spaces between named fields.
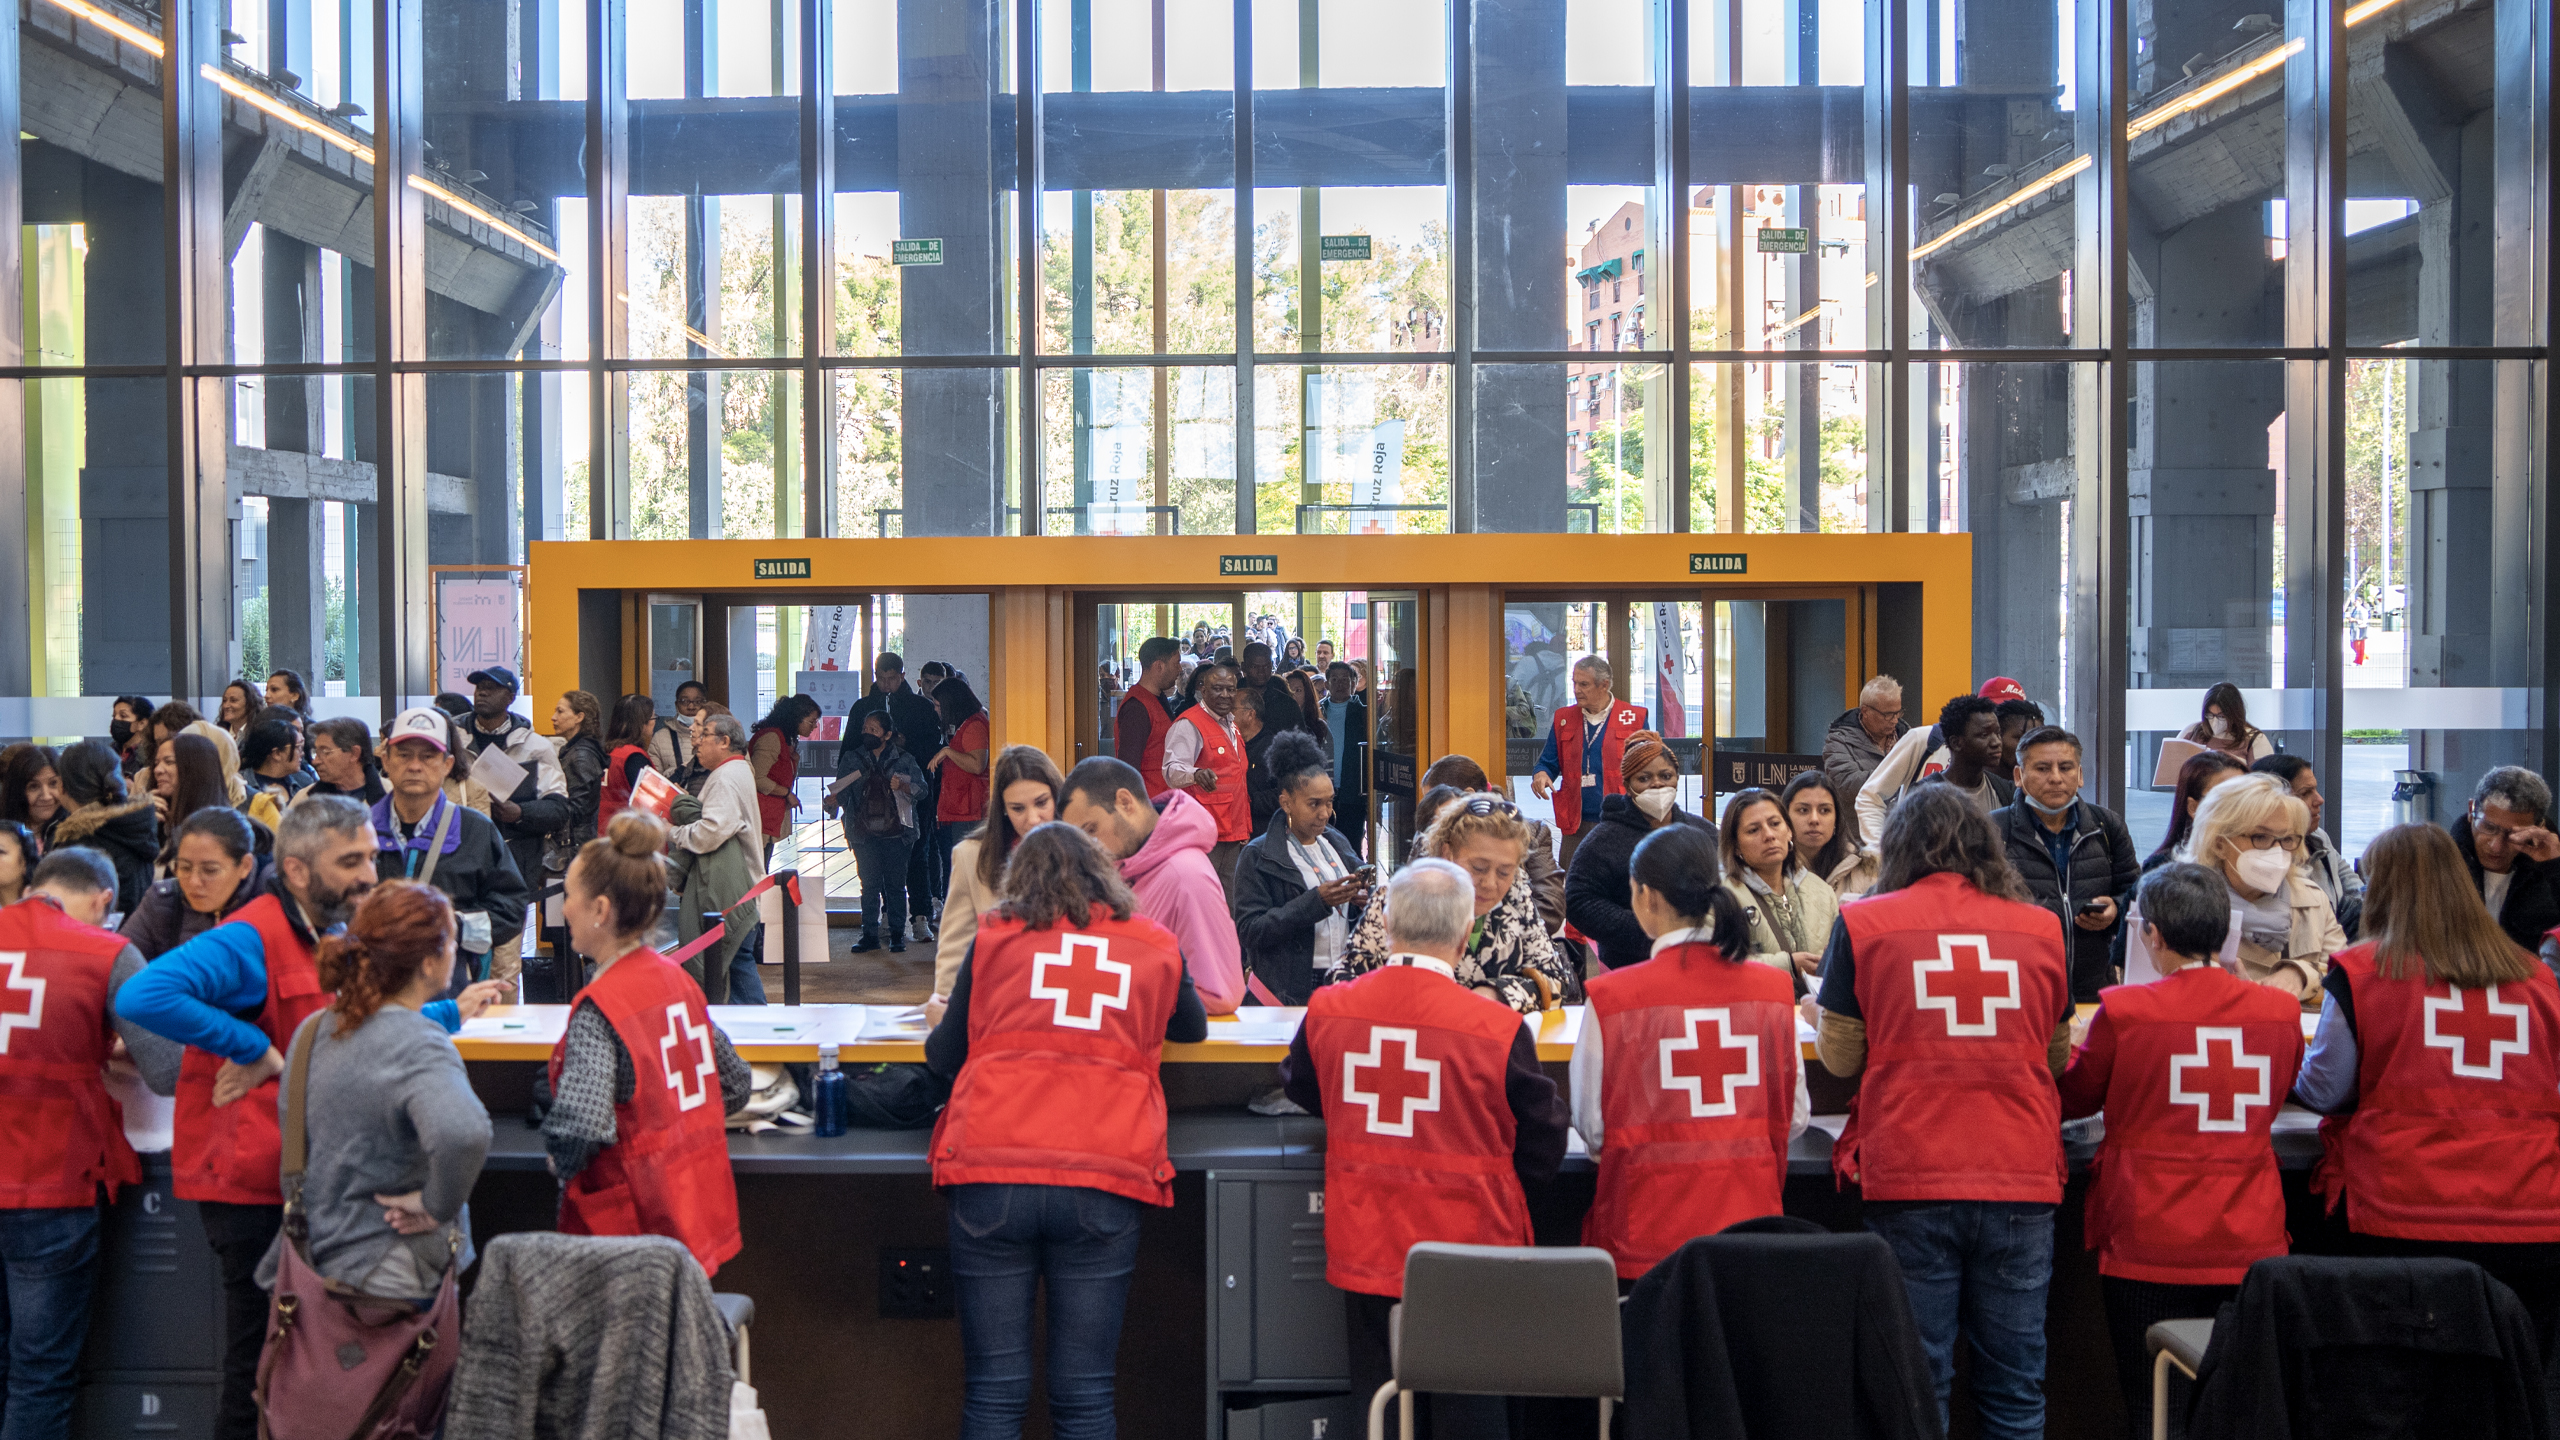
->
xmin=11 ymin=642 xmax=2560 ymax=1440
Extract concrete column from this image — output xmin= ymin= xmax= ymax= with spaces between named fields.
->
xmin=900 ymin=595 xmax=990 ymax=698
xmin=267 ymin=499 xmax=329 ymax=681
xmin=1462 ymin=0 xmax=1567 ymax=534
xmin=79 ymin=164 xmax=174 ymax=693
xmin=1959 ymin=330 xmax=2071 ymax=706
xmin=897 ymin=0 xmax=1007 ymax=537
xmin=355 ymin=501 xmax=381 ymax=696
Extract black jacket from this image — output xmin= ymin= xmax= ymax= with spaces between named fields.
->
xmin=1255 ymin=675 xmax=1303 ymax=736
xmin=1564 ymin=793 xmax=1718 ymax=972
xmin=849 ymin=684 xmax=944 ymax=773
xmin=2189 ymin=1255 xmax=2551 ymax=1440
xmin=1992 ymin=798 xmax=2140 ymax=1001
xmin=1622 ymin=1217 xmax=1941 ymax=1440
xmin=2452 ymin=815 xmax=2560 ymax=957
xmin=119 ymin=857 xmax=269 ymax=960
xmin=1231 ymin=814 xmax=1367 ymax=1005
xmin=51 ymin=797 xmax=161 ymax=915
xmin=557 ymin=731 xmax=606 ymax=850
xmin=373 ymin=798 xmax=531 ymax=966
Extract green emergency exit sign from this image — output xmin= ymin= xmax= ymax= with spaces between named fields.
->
xmin=1690 ymin=552 xmax=1748 ymax=575
xmin=1318 ymin=235 xmax=1372 ymax=262
xmin=755 ymin=558 xmax=812 ymax=580
xmin=1756 ymin=227 xmax=1811 ymax=254
xmin=891 ymin=238 xmax=944 ymax=266
xmin=1220 ymin=554 xmax=1280 ymax=577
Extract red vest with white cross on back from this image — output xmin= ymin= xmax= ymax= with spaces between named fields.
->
xmin=547 ymin=948 xmax=742 ymax=1275
xmin=1581 ymin=940 xmax=1799 ymax=1279
xmin=2319 ymin=941 xmax=2560 ymax=1243
xmin=930 ymin=911 xmax=1186 ymax=1207
xmin=2077 ymin=965 xmax=2304 ymax=1285
xmin=1304 ymin=963 xmax=1532 ymax=1297
xmin=1833 ymin=872 xmax=2071 ymax=1203
xmin=0 ymin=897 xmax=144 ymax=1209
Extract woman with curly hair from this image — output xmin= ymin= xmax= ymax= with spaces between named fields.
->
xmin=1331 ymin=793 xmax=1571 ymax=1012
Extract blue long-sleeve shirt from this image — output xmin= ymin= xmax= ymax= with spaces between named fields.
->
xmin=115 ymin=918 xmax=462 ymax=1064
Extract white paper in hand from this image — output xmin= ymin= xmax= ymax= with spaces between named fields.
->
xmin=468 ymin=743 xmax=528 ymax=800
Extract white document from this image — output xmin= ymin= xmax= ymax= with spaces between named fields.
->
xmin=2152 ymin=738 xmax=2206 ymax=788
xmin=469 ymin=743 xmax=528 ymax=799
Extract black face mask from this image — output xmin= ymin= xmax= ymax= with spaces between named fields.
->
xmin=109 ymin=720 xmax=132 ymax=750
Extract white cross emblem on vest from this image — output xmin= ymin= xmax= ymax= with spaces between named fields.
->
xmin=1659 ymin=1007 xmax=1759 ymax=1118
xmin=1911 ymin=934 xmax=2021 ymax=1037
xmin=1030 ymin=934 xmax=1131 ymax=1031
xmin=658 ymin=1002 xmax=718 ymax=1112
xmin=1343 ymin=1026 xmax=1442 ymax=1137
xmin=2167 ymin=1026 xmax=2273 ymax=1132
xmin=0 ymin=953 xmax=42 ymax=1055
xmin=2425 ymin=983 xmax=2530 ymax=1080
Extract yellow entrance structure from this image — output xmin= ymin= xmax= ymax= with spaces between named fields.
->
xmin=526 ymin=532 xmax=1973 ymax=781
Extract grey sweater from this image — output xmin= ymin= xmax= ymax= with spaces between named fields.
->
xmin=255 ymin=1004 xmax=492 ymax=1297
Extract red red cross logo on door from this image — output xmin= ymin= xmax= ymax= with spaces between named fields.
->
xmin=2167 ymin=1026 xmax=2272 ymax=1132
xmin=1342 ymin=1026 xmax=1442 ymax=1137
xmin=2425 ymin=984 xmax=2530 ymax=1079
xmin=1911 ymin=935 xmax=2021 ymax=1037
xmin=0 ymin=953 xmax=41 ymax=1055
xmin=1030 ymin=934 xmax=1131 ymax=1031
xmin=657 ymin=1002 xmax=718 ymax=1112
xmin=1659 ymin=1007 xmax=1760 ymax=1118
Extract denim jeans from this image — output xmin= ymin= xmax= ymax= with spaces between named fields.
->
xmin=1864 ymin=1201 xmax=2055 ymax=1440
xmin=0 ymin=1205 xmax=101 ymax=1440
xmin=849 ymin=830 xmax=915 ymax=942
xmin=726 ymin=922 xmax=768 ymax=1005
xmin=947 ymin=1183 xmax=1144 ymax=1440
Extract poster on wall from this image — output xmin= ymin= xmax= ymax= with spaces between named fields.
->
xmin=433 ymin=569 xmax=523 ymax=696
xmin=797 ymin=669 xmax=867 ymax=742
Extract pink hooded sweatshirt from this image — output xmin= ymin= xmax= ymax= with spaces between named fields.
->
xmin=1121 ymin=789 xmax=1246 ymax=1014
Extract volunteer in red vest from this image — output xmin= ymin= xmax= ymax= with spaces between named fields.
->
xmin=2296 ymin=821 xmax=2560 ymax=1379
xmin=1163 ymin=659 xmax=1253 ymax=891
xmin=116 ymin=796 xmax=495 ymax=1440
xmin=543 ymin=808 xmax=747 ymax=1275
xmin=0 ymin=847 xmax=157 ymax=1439
xmin=1575 ymin=825 xmax=1804 ymax=1278
xmin=1113 ymin=637 xmax=1186 ymax=796
xmin=1529 ymin=655 xmax=1649 ymax=867
xmin=924 ymin=822 xmax=1207 ymax=1440
xmin=1282 ymin=858 xmax=1569 ymax=1427
xmin=597 ymin=692 xmax=658 ymax=829
xmin=1813 ymin=784 xmax=2074 ymax=1440
xmin=2057 ymin=861 xmax=2304 ymax=1436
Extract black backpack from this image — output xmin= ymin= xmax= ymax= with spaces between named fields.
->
xmin=856 ymin=763 xmax=903 ymax=836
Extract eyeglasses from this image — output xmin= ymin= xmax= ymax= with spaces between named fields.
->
xmin=1862 ymin=703 xmax=1902 ymax=721
xmin=2238 ymin=831 xmax=2303 ymax=852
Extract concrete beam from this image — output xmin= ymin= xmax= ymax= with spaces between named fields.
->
xmin=228 ymin=444 xmax=475 ymax=516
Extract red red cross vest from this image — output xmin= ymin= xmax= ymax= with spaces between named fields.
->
xmin=1581 ymin=941 xmax=1799 ymax=1278
xmin=1549 ymin=701 xmax=1649 ymax=836
xmin=174 ymin=894 xmax=329 ymax=1205
xmin=2316 ymin=942 xmax=2560 ymax=1243
xmin=599 ymin=743 xmax=648 ymax=829
xmin=1833 ymin=872 xmax=2071 ymax=1203
xmin=0 ymin=898 xmax=144 ymax=1208
xmin=1172 ymin=710 xmax=1252 ymax=845
xmin=931 ymin=911 xmax=1186 ymax=1206
xmin=750 ymin=724 xmax=799 ymax=839
xmin=547 ymin=949 xmax=742 ymax=1275
xmin=1305 ymin=964 xmax=1532 ymax=1296
xmin=2078 ymin=967 xmax=2305 ymax=1284
xmin=1121 ymin=686 xmax=1176 ymax=797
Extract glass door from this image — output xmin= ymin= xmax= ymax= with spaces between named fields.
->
xmin=1079 ymin=593 xmax=1247 ymax=767
xmin=645 ymin=596 xmax=703 ymax=714
xmin=1368 ymin=592 xmax=1423 ymax=869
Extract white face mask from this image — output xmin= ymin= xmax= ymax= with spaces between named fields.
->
xmin=2232 ymin=845 xmax=2292 ymax=893
xmin=1633 ymin=788 xmax=1677 ymax=820
xmin=2208 ymin=716 xmax=2231 ymax=739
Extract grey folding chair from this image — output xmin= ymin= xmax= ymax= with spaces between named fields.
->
xmin=1367 ymin=1243 xmax=1624 ymax=1440
xmin=2146 ymin=1317 xmax=2214 ymax=1440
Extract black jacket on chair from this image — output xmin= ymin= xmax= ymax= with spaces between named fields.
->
xmin=1622 ymin=1217 xmax=1942 ymax=1440
xmin=1230 ymin=814 xmax=1365 ymax=1005
xmin=2188 ymin=1255 xmax=2549 ymax=1440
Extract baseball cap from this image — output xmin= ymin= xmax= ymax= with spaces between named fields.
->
xmin=1977 ymin=676 xmax=2028 ymax=705
xmin=465 ymin=665 xmax=520 ymax=694
xmin=384 ymin=707 xmax=453 ymax=752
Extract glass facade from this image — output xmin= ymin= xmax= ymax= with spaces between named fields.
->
xmin=1 ymin=0 xmax=2549 ymax=835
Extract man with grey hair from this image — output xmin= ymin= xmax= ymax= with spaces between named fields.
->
xmin=668 ymin=711 xmax=765 ymax=1003
xmin=115 ymin=794 xmax=505 ymax=1440
xmin=1528 ymin=653 xmax=1650 ymax=867
xmin=1280 ymin=856 xmax=1568 ymax=1426
xmin=1824 ymin=673 xmax=1909 ymax=800
xmin=2453 ymin=765 xmax=2560 ymax=953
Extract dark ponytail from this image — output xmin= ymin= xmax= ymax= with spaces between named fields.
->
xmin=1629 ymin=825 xmax=1752 ymax=961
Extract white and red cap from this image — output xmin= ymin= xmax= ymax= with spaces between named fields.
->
xmin=384 ymin=707 xmax=453 ymax=752
xmin=1977 ymin=676 xmax=2029 ymax=705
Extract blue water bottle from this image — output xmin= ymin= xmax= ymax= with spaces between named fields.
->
xmin=813 ymin=1042 xmax=849 ymax=1137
